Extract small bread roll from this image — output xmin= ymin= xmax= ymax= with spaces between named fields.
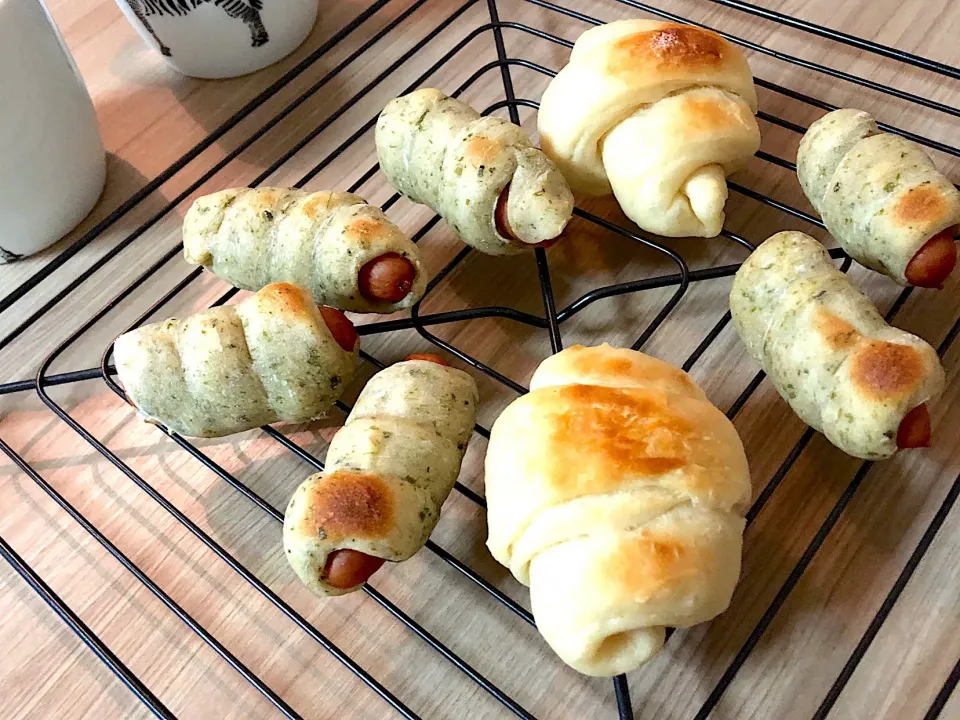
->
xmin=284 ymin=358 xmax=478 ymax=596
xmin=376 ymin=89 xmax=574 ymax=255
xmin=537 ymin=20 xmax=761 ymax=238
xmin=115 ymin=283 xmax=357 ymax=438
xmin=183 ymin=187 xmax=426 ymax=312
xmin=797 ymin=109 xmax=960 ymax=286
xmin=485 ymin=344 xmax=751 ymax=676
xmin=730 ymin=231 xmax=945 ymax=459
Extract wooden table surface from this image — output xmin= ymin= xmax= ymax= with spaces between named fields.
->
xmin=0 ymin=0 xmax=958 ymax=718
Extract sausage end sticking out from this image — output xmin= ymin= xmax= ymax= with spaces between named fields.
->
xmin=405 ymin=353 xmax=449 ymax=366
xmin=318 ymin=306 xmax=359 ymax=352
xmin=321 ymin=549 xmax=387 ymax=589
xmin=495 ymin=184 xmax=563 ymax=249
xmin=905 ymin=227 xmax=957 ymax=288
xmin=897 ymin=403 xmax=932 ymax=449
xmin=358 ymin=253 xmax=416 ymax=303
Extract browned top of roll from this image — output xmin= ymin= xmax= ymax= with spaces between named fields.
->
xmin=287 ymin=469 xmax=395 ymax=543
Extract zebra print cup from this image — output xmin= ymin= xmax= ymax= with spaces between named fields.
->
xmin=117 ymin=1 xmax=319 ymax=79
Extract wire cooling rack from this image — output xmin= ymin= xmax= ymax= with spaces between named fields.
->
xmin=0 ymin=0 xmax=958 ymax=718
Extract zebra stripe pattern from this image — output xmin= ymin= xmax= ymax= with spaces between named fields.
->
xmin=124 ymin=0 xmax=268 ymax=57
xmin=138 ymin=0 xmax=264 ymax=17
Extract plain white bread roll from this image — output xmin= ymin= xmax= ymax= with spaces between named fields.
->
xmin=183 ymin=187 xmax=426 ymax=312
xmin=284 ymin=359 xmax=478 ymax=596
xmin=376 ymin=89 xmax=574 ymax=255
xmin=485 ymin=344 xmax=751 ymax=676
xmin=797 ymin=109 xmax=960 ymax=285
xmin=730 ymin=231 xmax=945 ymax=459
xmin=537 ymin=19 xmax=760 ymax=238
xmin=114 ymin=283 xmax=357 ymax=438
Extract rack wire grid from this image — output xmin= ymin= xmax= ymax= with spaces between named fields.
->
xmin=0 ymin=0 xmax=958 ymax=718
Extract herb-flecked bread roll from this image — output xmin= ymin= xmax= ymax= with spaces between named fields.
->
xmin=115 ymin=283 xmax=358 ymax=438
xmin=183 ymin=187 xmax=427 ymax=312
xmin=284 ymin=355 xmax=478 ymax=596
xmin=537 ymin=20 xmax=761 ymax=238
xmin=485 ymin=344 xmax=751 ymax=676
xmin=797 ymin=109 xmax=960 ymax=287
xmin=730 ymin=231 xmax=945 ymax=459
xmin=375 ymin=88 xmax=574 ymax=255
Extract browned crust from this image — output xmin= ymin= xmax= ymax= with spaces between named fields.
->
xmin=345 ymin=216 xmax=386 ymax=242
xmin=601 ymin=528 xmax=699 ymax=601
xmin=850 ymin=340 xmax=926 ymax=400
xmin=680 ymin=93 xmax=744 ymax=133
xmin=464 ymin=135 xmax=504 ymax=165
xmin=256 ymin=282 xmax=313 ymax=318
xmin=246 ymin=188 xmax=285 ymax=214
xmin=300 ymin=193 xmax=332 ymax=221
xmin=560 ymin=345 xmax=698 ymax=392
xmin=894 ymin=185 xmax=949 ymax=226
xmin=295 ymin=470 xmax=394 ymax=542
xmin=609 ymin=25 xmax=726 ymax=74
xmin=814 ymin=308 xmax=860 ymax=351
xmin=543 ymin=384 xmax=689 ymax=492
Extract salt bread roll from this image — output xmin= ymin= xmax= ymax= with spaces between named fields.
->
xmin=730 ymin=231 xmax=945 ymax=459
xmin=485 ymin=344 xmax=750 ymax=676
xmin=376 ymin=89 xmax=573 ymax=255
xmin=115 ymin=283 xmax=357 ymax=438
xmin=797 ymin=108 xmax=960 ymax=285
xmin=537 ymin=19 xmax=760 ymax=238
xmin=184 ymin=187 xmax=426 ymax=312
xmin=284 ymin=359 xmax=478 ymax=596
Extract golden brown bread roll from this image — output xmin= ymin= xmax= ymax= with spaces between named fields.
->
xmin=797 ymin=109 xmax=960 ymax=287
xmin=284 ymin=357 xmax=478 ymax=595
xmin=115 ymin=283 xmax=358 ymax=438
xmin=537 ymin=19 xmax=761 ymax=238
xmin=183 ymin=187 xmax=426 ymax=312
xmin=375 ymin=89 xmax=574 ymax=255
xmin=485 ymin=344 xmax=751 ymax=676
xmin=730 ymin=231 xmax=946 ymax=459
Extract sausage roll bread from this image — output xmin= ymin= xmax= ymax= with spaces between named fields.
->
xmin=183 ymin=187 xmax=427 ymax=312
xmin=485 ymin=344 xmax=751 ymax=676
xmin=115 ymin=283 xmax=359 ymax=438
xmin=284 ymin=354 xmax=478 ymax=595
xmin=730 ymin=231 xmax=946 ymax=459
xmin=797 ymin=109 xmax=960 ymax=287
xmin=537 ymin=20 xmax=761 ymax=238
xmin=375 ymin=89 xmax=574 ymax=255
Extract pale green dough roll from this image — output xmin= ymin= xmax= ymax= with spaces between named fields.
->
xmin=797 ymin=109 xmax=960 ymax=285
xmin=730 ymin=231 xmax=945 ymax=459
xmin=376 ymin=88 xmax=573 ymax=255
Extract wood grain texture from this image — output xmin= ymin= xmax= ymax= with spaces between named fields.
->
xmin=0 ymin=0 xmax=957 ymax=718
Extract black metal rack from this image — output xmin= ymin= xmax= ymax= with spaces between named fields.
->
xmin=0 ymin=0 xmax=957 ymax=718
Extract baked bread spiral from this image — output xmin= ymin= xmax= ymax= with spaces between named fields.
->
xmin=537 ymin=19 xmax=761 ymax=238
xmin=730 ymin=231 xmax=946 ymax=459
xmin=485 ymin=344 xmax=751 ymax=676
xmin=284 ymin=355 xmax=478 ymax=595
xmin=115 ymin=283 xmax=358 ymax=438
xmin=797 ymin=109 xmax=960 ymax=287
xmin=184 ymin=187 xmax=426 ymax=312
xmin=376 ymin=88 xmax=574 ymax=255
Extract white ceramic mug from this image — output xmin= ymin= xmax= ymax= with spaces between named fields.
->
xmin=116 ymin=1 xmax=319 ymax=79
xmin=0 ymin=0 xmax=106 ymax=262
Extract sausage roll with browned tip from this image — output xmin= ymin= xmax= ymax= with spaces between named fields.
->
xmin=183 ymin=187 xmax=427 ymax=312
xmin=797 ymin=109 xmax=960 ymax=287
xmin=375 ymin=89 xmax=574 ymax=255
xmin=730 ymin=231 xmax=946 ymax=459
xmin=114 ymin=282 xmax=358 ymax=438
xmin=485 ymin=344 xmax=751 ymax=676
xmin=284 ymin=354 xmax=478 ymax=595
